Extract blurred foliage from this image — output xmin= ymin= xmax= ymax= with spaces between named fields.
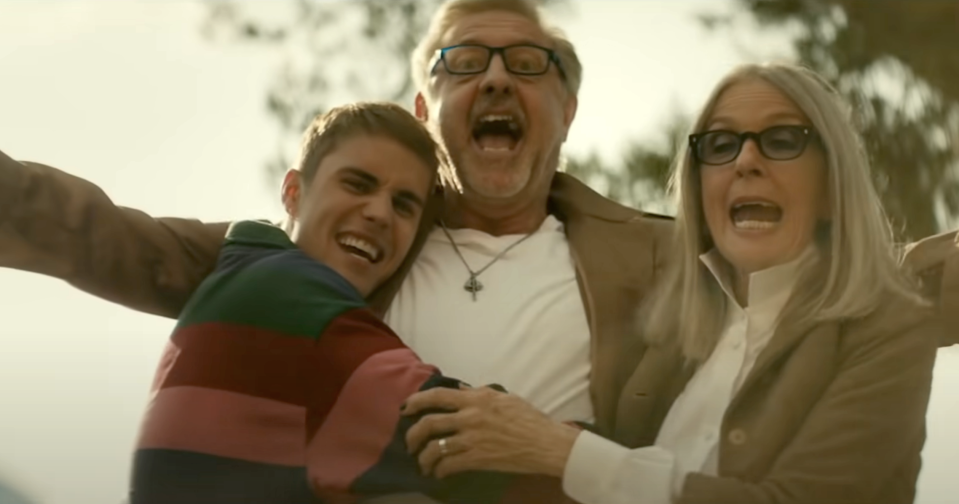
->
xmin=703 ymin=0 xmax=959 ymax=239
xmin=564 ymin=113 xmax=688 ymax=216
xmin=201 ymin=0 xmax=567 ymax=181
xmin=203 ymin=0 xmax=959 ymax=238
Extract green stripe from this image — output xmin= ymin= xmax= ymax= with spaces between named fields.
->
xmin=224 ymin=220 xmax=295 ymax=250
xmin=178 ymin=254 xmax=365 ymax=340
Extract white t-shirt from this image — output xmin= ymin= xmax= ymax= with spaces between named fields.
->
xmin=384 ymin=215 xmax=594 ymax=423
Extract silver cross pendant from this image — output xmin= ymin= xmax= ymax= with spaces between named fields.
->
xmin=463 ymin=275 xmax=483 ymax=301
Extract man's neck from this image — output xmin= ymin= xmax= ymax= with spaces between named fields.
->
xmin=440 ymin=193 xmax=549 ymax=236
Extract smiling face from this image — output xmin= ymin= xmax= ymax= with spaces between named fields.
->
xmin=699 ymin=78 xmax=830 ymax=275
xmin=419 ymin=10 xmax=576 ymax=205
xmin=285 ymin=134 xmax=433 ymax=296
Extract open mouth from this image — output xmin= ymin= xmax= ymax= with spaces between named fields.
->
xmin=729 ymin=199 xmax=783 ymax=230
xmin=472 ymin=114 xmax=524 ymax=152
xmin=337 ymin=233 xmax=382 ymax=264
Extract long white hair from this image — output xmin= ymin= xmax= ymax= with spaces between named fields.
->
xmin=643 ymin=63 xmax=922 ymax=362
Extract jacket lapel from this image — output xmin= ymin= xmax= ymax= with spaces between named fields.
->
xmin=550 ymin=173 xmax=662 ymax=432
xmin=614 ymin=343 xmax=694 ymax=448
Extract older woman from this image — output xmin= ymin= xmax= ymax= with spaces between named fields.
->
xmin=402 ymin=62 xmax=939 ymax=504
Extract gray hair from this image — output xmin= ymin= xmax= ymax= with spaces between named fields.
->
xmin=643 ymin=62 xmax=923 ymax=362
xmin=410 ymin=0 xmax=583 ymax=99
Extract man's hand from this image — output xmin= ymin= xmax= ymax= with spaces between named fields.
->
xmin=401 ymin=386 xmax=581 ymax=479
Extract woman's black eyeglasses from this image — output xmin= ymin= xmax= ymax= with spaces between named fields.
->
xmin=688 ymin=125 xmax=819 ymax=165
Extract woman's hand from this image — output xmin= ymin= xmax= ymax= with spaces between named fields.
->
xmin=401 ymin=386 xmax=581 ymax=479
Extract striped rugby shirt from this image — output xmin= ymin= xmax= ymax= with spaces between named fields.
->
xmin=129 ymin=220 xmax=572 ymax=504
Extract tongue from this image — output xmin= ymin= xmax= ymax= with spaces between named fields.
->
xmin=476 ymin=134 xmax=516 ymax=151
xmin=732 ymin=205 xmax=782 ymax=223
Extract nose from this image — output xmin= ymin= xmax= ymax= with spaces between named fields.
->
xmin=361 ymin=194 xmax=392 ymax=228
xmin=477 ymin=52 xmax=514 ymax=97
xmin=734 ymin=138 xmax=767 ymax=178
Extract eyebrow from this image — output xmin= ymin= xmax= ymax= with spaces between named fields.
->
xmin=342 ymin=167 xmax=378 ymax=185
xmin=341 ymin=167 xmax=425 ymax=208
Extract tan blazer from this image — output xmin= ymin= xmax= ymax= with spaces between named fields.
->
xmin=0 ymin=151 xmax=672 ymax=435
xmin=614 ymin=292 xmax=939 ymax=504
xmin=905 ymin=229 xmax=959 ymax=347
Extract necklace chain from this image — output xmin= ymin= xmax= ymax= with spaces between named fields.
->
xmin=439 ymin=222 xmax=538 ymax=301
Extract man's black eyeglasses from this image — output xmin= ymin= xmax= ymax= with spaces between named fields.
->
xmin=688 ymin=125 xmax=819 ymax=165
xmin=431 ymin=44 xmax=567 ymax=79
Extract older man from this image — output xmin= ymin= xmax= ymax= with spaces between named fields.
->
xmin=0 ymin=0 xmax=669 ymax=437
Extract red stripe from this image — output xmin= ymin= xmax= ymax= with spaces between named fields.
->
xmin=149 ymin=340 xmax=180 ymax=394
xmin=304 ymin=308 xmax=411 ymax=432
xmin=306 ymin=348 xmax=437 ymax=492
xmin=163 ymin=322 xmax=314 ymax=406
xmin=137 ymin=386 xmax=307 ymax=467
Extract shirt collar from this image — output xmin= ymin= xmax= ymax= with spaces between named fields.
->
xmin=700 ymin=245 xmax=819 ymax=311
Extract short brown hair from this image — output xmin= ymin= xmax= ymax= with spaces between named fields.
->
xmin=411 ymin=0 xmax=583 ymax=98
xmin=295 ymin=101 xmax=442 ymax=183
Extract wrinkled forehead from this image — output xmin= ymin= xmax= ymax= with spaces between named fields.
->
xmin=440 ymin=10 xmax=552 ymax=49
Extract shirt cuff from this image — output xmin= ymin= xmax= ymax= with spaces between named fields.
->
xmin=562 ymin=431 xmax=629 ymax=504
xmin=562 ymin=431 xmax=676 ymax=504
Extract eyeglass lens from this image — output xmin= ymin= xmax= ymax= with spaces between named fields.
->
xmin=442 ymin=45 xmax=551 ymax=75
xmin=697 ymin=126 xmax=810 ymax=164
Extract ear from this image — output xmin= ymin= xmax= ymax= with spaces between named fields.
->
xmin=414 ymin=92 xmax=429 ymax=121
xmin=561 ymin=94 xmax=578 ymax=141
xmin=281 ymin=169 xmax=303 ymax=220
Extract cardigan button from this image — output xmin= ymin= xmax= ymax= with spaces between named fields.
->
xmin=728 ymin=428 xmax=748 ymax=446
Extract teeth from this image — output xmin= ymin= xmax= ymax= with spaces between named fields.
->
xmin=475 ymin=115 xmax=521 ymax=153
xmin=733 ymin=201 xmax=777 ymax=210
xmin=339 ymin=235 xmax=380 ymax=262
xmin=479 ymin=114 xmax=520 ymax=131
xmin=734 ymin=220 xmax=777 ymax=230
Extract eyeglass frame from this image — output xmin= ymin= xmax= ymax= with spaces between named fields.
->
xmin=429 ymin=43 xmax=568 ymax=80
xmin=687 ymin=125 xmax=821 ymax=166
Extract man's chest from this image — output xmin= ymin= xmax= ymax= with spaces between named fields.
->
xmin=383 ymin=228 xmax=593 ymax=421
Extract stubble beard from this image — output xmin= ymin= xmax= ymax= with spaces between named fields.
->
xmin=456 ymin=156 xmax=532 ymax=201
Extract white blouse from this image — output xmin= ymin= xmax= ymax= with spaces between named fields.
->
xmin=562 ymin=248 xmax=816 ymax=504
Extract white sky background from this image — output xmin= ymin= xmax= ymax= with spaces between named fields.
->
xmin=0 ymin=1 xmax=955 ymax=503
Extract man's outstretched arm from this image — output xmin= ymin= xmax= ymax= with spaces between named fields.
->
xmin=905 ymin=229 xmax=959 ymax=347
xmin=0 ymin=149 xmax=227 ymax=318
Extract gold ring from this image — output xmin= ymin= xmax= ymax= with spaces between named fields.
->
xmin=438 ymin=437 xmax=450 ymax=456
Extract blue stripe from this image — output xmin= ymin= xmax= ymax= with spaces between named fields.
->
xmin=130 ymin=449 xmax=318 ymax=504
xmin=350 ymin=375 xmax=513 ymax=504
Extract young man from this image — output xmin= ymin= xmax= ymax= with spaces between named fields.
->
xmin=132 ymin=102 xmax=583 ymax=504
xmin=130 ymin=102 xmax=500 ymax=504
